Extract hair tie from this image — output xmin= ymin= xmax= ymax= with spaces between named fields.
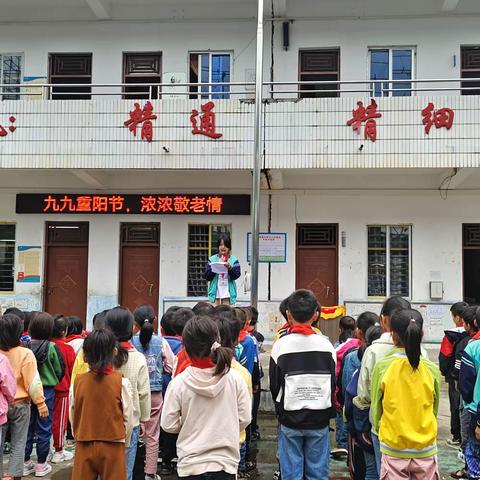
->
xmin=411 ymin=319 xmax=416 ymax=323
xmin=211 ymin=341 xmax=221 ymax=352
xmin=374 ymin=322 xmax=380 ymax=327
xmin=144 ymin=319 xmax=150 ymax=324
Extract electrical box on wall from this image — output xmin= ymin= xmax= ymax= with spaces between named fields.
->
xmin=430 ymin=281 xmax=444 ymax=300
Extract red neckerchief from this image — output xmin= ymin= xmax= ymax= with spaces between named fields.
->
xmin=472 ymin=331 xmax=480 ymax=340
xmin=288 ymin=324 xmax=316 ymax=336
xmin=278 ymin=322 xmax=289 ymax=333
xmin=238 ymin=328 xmax=249 ymax=342
xmin=247 ymin=326 xmax=254 ymax=333
xmin=120 ymin=341 xmax=136 ymax=351
xmin=65 ymin=334 xmax=83 ymax=342
xmin=91 ymin=366 xmax=115 ymax=375
xmin=191 ymin=357 xmax=215 ymax=369
xmin=174 ymin=335 xmax=183 ymax=340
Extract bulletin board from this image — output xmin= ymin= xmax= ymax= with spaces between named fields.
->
xmin=344 ymin=300 xmax=453 ymax=344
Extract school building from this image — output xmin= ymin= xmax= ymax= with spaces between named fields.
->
xmin=0 ymin=0 xmax=479 ymax=339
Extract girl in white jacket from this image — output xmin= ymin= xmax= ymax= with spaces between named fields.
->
xmin=161 ymin=315 xmax=251 ymax=480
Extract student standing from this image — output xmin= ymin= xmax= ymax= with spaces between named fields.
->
xmin=205 ymin=234 xmax=241 ymax=306
xmin=270 ymin=289 xmax=336 ymax=480
xmin=132 ymin=304 xmax=174 ymax=480
xmin=24 ymin=312 xmax=65 ymax=478
xmin=0 ymin=313 xmax=45 ymax=480
xmin=70 ymin=329 xmax=134 ymax=480
xmin=161 ymin=315 xmax=251 ymax=479
xmin=371 ymin=309 xmax=441 ymax=479
xmin=104 ymin=306 xmax=151 ymax=480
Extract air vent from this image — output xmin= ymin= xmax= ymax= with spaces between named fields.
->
xmin=297 ymin=224 xmax=337 ymax=247
xmin=121 ymin=223 xmax=160 ymax=244
xmin=464 ymin=224 xmax=480 ymax=247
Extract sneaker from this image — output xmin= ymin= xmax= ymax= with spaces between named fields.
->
xmin=447 ymin=437 xmax=461 ymax=449
xmin=273 ymin=470 xmax=281 ymax=480
xmin=458 ymin=448 xmax=465 ymax=462
xmin=51 ymin=450 xmax=74 ymax=464
xmin=34 ymin=463 xmax=52 ymax=478
xmin=330 ymin=448 xmax=348 ymax=459
xmin=145 ymin=475 xmax=161 ymax=480
xmin=251 ymin=430 xmax=261 ymax=441
xmin=23 ymin=461 xmax=35 ymax=476
xmin=159 ymin=463 xmax=174 ymax=476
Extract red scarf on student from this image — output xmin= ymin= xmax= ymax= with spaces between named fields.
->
xmin=288 ymin=324 xmax=316 ymax=336
xmin=238 ymin=328 xmax=250 ymax=342
xmin=92 ymin=365 xmax=115 ymax=375
xmin=191 ymin=357 xmax=215 ymax=369
xmin=472 ymin=331 xmax=480 ymax=340
xmin=120 ymin=341 xmax=136 ymax=351
xmin=65 ymin=334 xmax=84 ymax=343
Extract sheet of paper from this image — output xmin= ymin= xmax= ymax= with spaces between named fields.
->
xmin=211 ymin=262 xmax=228 ymax=274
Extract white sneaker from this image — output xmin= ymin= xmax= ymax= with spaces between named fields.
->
xmin=23 ymin=461 xmax=35 ymax=476
xmin=34 ymin=463 xmax=52 ymax=477
xmin=51 ymin=450 xmax=74 ymax=464
xmin=145 ymin=475 xmax=161 ymax=480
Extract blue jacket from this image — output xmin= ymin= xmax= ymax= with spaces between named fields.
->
xmin=460 ymin=337 xmax=480 ymax=420
xmin=205 ymin=254 xmax=241 ymax=304
xmin=132 ymin=334 xmax=163 ymax=393
xmin=241 ymin=335 xmax=257 ymax=375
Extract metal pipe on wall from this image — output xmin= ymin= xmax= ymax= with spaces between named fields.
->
xmin=250 ymin=0 xmax=265 ymax=308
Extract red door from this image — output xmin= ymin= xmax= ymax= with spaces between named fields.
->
xmin=296 ymin=224 xmax=338 ymax=307
xmin=119 ymin=224 xmax=160 ymax=316
xmin=44 ymin=223 xmax=89 ymax=324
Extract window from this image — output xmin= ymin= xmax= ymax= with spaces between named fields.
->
xmin=369 ymin=48 xmax=414 ymax=97
xmin=367 ymin=225 xmax=411 ymax=297
xmin=49 ymin=53 xmax=92 ymax=100
xmin=189 ymin=52 xmax=231 ymax=99
xmin=1 ymin=54 xmax=22 ymax=100
xmin=188 ymin=224 xmax=231 ymax=296
xmin=299 ymin=49 xmax=340 ymax=98
xmin=0 ymin=224 xmax=15 ymax=292
xmin=461 ymin=47 xmax=480 ymax=95
xmin=123 ymin=52 xmax=162 ymax=100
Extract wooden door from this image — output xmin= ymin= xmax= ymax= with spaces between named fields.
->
xmin=44 ymin=223 xmax=89 ymax=324
xmin=296 ymin=224 xmax=338 ymax=306
xmin=119 ymin=224 xmax=160 ymax=315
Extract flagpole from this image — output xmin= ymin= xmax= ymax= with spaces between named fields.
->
xmin=250 ymin=0 xmax=264 ymax=308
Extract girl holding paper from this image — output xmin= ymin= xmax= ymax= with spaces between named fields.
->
xmin=205 ymin=234 xmax=241 ymax=305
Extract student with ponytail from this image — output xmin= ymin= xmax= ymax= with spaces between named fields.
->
xmin=370 ymin=309 xmax=441 ymax=479
xmin=132 ymin=305 xmax=174 ymax=480
xmin=104 ymin=306 xmax=151 ymax=480
xmin=161 ymin=315 xmax=251 ymax=479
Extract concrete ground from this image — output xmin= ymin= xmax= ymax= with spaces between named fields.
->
xmin=3 ymin=380 xmax=464 ymax=480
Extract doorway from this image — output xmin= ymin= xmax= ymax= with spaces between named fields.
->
xmin=296 ymin=224 xmax=339 ymax=307
xmin=463 ymin=224 xmax=480 ymax=304
xmin=119 ymin=223 xmax=160 ymax=316
xmin=44 ymin=222 xmax=89 ymax=325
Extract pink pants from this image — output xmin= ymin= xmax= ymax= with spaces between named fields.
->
xmin=144 ymin=392 xmax=163 ymax=475
xmin=380 ymin=454 xmax=440 ymax=480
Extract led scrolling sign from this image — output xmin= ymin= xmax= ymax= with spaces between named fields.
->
xmin=16 ymin=194 xmax=251 ymax=216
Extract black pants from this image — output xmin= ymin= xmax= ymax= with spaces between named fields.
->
xmin=448 ymin=379 xmax=461 ymax=439
xmin=180 ymin=472 xmax=235 ymax=480
xmin=251 ymin=388 xmax=261 ymax=433
xmin=159 ymin=428 xmax=178 ymax=464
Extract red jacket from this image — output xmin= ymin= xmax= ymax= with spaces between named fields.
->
xmin=52 ymin=339 xmax=76 ymax=396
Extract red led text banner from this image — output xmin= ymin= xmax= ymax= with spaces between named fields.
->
xmin=16 ymin=194 xmax=251 ymax=215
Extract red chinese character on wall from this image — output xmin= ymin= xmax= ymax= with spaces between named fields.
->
xmin=190 ymin=196 xmax=207 ymax=213
xmin=92 ymin=196 xmax=109 ymax=212
xmin=59 ymin=195 xmax=76 ymax=212
xmin=76 ymin=196 xmax=93 ymax=212
xmin=0 ymin=116 xmax=16 ymax=138
xmin=157 ymin=196 xmax=173 ymax=213
xmin=124 ymin=101 xmax=157 ymax=143
xmin=174 ymin=196 xmax=190 ymax=213
xmin=421 ymin=102 xmax=454 ymax=135
xmin=346 ymin=99 xmax=382 ymax=142
xmin=191 ymin=101 xmax=223 ymax=139
xmin=109 ymin=195 xmax=125 ymax=212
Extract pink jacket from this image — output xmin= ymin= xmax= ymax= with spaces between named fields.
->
xmin=0 ymin=353 xmax=16 ymax=425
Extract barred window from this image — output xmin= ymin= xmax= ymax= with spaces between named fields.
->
xmin=0 ymin=224 xmax=15 ymax=292
xmin=1 ymin=54 xmax=22 ymax=100
xmin=187 ymin=224 xmax=231 ymax=297
xmin=368 ymin=225 xmax=411 ymax=297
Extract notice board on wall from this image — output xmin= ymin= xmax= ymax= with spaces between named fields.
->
xmin=345 ymin=300 xmax=453 ymax=343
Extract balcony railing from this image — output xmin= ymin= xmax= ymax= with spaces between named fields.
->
xmin=1 ymin=78 xmax=480 ymax=100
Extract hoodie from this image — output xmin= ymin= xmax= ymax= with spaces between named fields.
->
xmin=29 ymin=340 xmax=65 ymax=387
xmin=161 ymin=365 xmax=251 ymax=477
xmin=439 ymin=327 xmax=467 ymax=380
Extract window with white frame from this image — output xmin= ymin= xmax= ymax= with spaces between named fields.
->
xmin=1 ymin=54 xmax=22 ymax=100
xmin=367 ymin=225 xmax=411 ymax=298
xmin=187 ymin=224 xmax=231 ymax=296
xmin=0 ymin=224 xmax=15 ymax=292
xmin=369 ymin=48 xmax=415 ymax=97
xmin=189 ymin=52 xmax=231 ymax=99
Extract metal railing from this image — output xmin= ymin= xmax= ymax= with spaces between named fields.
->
xmin=1 ymin=78 xmax=480 ymax=100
